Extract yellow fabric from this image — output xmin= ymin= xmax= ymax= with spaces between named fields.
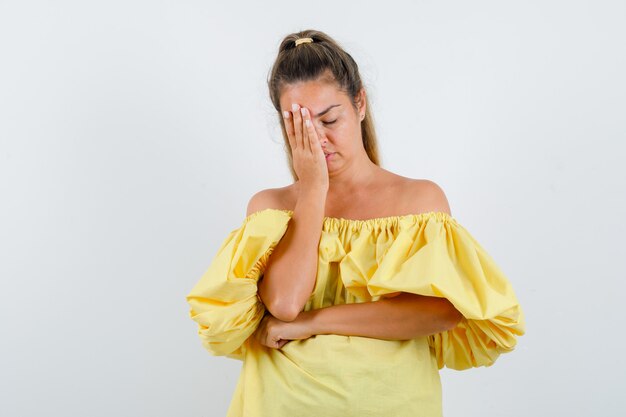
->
xmin=186 ymin=208 xmax=525 ymax=417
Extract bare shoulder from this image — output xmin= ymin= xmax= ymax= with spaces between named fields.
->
xmin=245 ymin=184 xmax=295 ymax=217
xmin=402 ymin=178 xmax=452 ymax=216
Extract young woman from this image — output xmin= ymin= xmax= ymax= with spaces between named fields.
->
xmin=186 ymin=29 xmax=525 ymax=417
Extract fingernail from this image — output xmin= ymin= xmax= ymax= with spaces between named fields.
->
xmin=283 ymin=110 xmax=290 ymax=119
xmin=300 ymin=108 xmax=307 ymax=116
xmin=305 ymin=119 xmax=311 ymax=127
xmin=291 ymin=103 xmax=299 ymax=111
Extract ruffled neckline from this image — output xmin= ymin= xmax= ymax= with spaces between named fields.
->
xmin=244 ymin=208 xmax=456 ymax=231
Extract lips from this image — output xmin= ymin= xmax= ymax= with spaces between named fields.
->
xmin=324 ymin=152 xmax=334 ymax=160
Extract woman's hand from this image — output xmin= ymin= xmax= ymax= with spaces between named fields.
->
xmin=283 ymin=103 xmax=329 ymax=192
xmin=254 ymin=311 xmax=314 ymax=349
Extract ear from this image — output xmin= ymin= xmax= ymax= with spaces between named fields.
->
xmin=355 ymin=88 xmax=366 ymax=120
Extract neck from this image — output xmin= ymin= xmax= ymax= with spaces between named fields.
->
xmin=326 ymin=154 xmax=380 ymax=196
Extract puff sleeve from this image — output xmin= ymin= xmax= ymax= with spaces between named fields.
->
xmin=364 ymin=213 xmax=526 ymax=370
xmin=185 ymin=209 xmax=291 ymax=360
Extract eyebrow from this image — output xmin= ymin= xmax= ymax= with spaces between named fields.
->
xmin=314 ymin=104 xmax=341 ymax=117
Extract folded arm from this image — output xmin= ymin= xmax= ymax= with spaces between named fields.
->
xmin=298 ymin=292 xmax=464 ymax=340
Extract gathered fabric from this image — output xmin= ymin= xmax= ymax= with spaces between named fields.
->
xmin=186 ymin=208 xmax=525 ymax=417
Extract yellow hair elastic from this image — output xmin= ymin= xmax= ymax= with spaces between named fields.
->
xmin=295 ymin=37 xmax=314 ymax=46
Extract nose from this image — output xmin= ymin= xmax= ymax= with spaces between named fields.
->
xmin=313 ymin=120 xmax=328 ymax=146
xmin=317 ymin=131 xmax=328 ymax=145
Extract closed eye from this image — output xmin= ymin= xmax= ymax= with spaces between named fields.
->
xmin=322 ymin=119 xmax=337 ymax=125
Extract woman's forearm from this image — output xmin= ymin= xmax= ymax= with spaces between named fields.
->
xmin=258 ymin=188 xmax=326 ymax=322
xmin=299 ymin=292 xmax=464 ymax=340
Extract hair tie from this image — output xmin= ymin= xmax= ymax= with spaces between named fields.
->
xmin=295 ymin=37 xmax=314 ymax=47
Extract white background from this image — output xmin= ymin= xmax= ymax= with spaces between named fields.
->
xmin=1 ymin=1 xmax=625 ymax=416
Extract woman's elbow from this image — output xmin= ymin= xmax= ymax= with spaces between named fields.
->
xmin=258 ymin=283 xmax=300 ymax=322
xmin=264 ymin=298 xmax=301 ymax=322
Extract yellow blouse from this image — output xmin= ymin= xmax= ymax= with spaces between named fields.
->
xmin=186 ymin=208 xmax=525 ymax=417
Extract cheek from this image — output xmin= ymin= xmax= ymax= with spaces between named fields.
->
xmin=333 ymin=122 xmax=358 ymax=139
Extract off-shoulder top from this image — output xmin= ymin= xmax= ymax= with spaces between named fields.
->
xmin=186 ymin=208 xmax=525 ymax=417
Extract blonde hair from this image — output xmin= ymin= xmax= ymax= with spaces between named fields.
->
xmin=267 ymin=29 xmax=381 ymax=181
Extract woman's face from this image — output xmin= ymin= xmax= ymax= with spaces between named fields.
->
xmin=278 ymin=77 xmax=366 ymax=170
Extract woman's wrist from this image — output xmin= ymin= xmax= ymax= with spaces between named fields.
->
xmin=296 ymin=188 xmax=327 ymax=211
xmin=296 ymin=309 xmax=322 ymax=337
xmin=296 ymin=179 xmax=328 ymax=200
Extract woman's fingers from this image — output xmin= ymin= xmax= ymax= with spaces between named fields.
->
xmin=291 ymin=103 xmax=303 ymax=150
xmin=282 ymin=110 xmax=296 ymax=150
xmin=302 ymin=107 xmax=322 ymax=153
xmin=300 ymin=107 xmax=312 ymax=152
xmin=284 ymin=104 xmax=324 ymax=161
